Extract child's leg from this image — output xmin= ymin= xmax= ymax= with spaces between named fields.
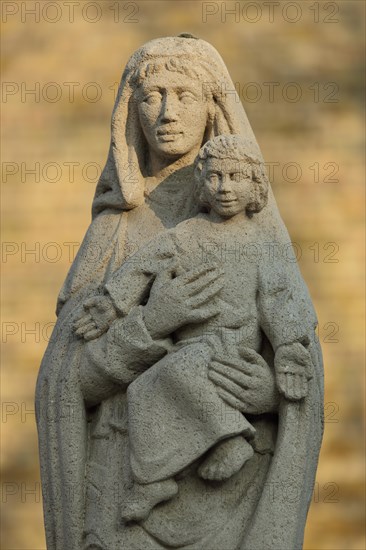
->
xmin=198 ymin=436 xmax=254 ymax=481
xmin=127 ymin=341 xmax=253 ymax=484
xmin=121 ymin=478 xmax=178 ymax=522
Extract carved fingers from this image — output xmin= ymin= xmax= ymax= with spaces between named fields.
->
xmin=216 ymin=388 xmax=250 ymax=415
xmin=73 ymin=294 xmax=117 ymax=341
xmin=239 ymin=346 xmax=268 ymax=369
xmin=209 ymin=362 xmax=251 ymax=392
xmin=274 ymin=342 xmax=313 ymax=401
xmin=276 ymin=372 xmax=309 ymax=401
xmin=143 ymin=263 xmax=224 ymax=338
xmin=180 ymin=262 xmax=223 ymax=284
xmin=184 ymin=266 xmax=224 ymax=298
xmin=82 ymin=327 xmax=106 ymax=342
xmin=73 ymin=313 xmax=95 ymax=337
xmin=208 ymin=359 xmax=254 ymax=413
xmin=187 ymin=281 xmax=224 ymax=309
xmin=209 ymin=350 xmax=280 ymax=415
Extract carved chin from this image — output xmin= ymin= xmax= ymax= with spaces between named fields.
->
xmin=214 ymin=203 xmax=241 ymax=217
xmin=155 ymin=139 xmax=189 ymax=156
xmin=217 ymin=208 xmax=239 ymax=218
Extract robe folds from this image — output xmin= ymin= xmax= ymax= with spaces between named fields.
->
xmin=36 ymin=36 xmax=323 ymax=550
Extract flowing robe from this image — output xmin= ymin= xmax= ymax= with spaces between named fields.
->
xmin=36 ymin=36 xmax=323 ymax=550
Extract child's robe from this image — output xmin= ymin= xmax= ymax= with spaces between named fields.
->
xmin=100 ymin=215 xmax=308 ymax=483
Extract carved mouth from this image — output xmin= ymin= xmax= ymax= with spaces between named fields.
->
xmin=157 ymin=127 xmax=183 ymax=135
xmin=216 ymin=198 xmax=238 ymax=206
xmin=157 ymin=132 xmax=183 ymax=142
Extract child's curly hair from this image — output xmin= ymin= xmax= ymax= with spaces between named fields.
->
xmin=194 ymin=135 xmax=269 ymax=215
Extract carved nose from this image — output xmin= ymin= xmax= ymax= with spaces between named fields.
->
xmin=160 ymin=96 xmax=178 ymax=122
xmin=218 ymin=177 xmax=232 ymax=193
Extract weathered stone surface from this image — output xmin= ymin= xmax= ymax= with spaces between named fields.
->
xmin=36 ymin=36 xmax=323 ymax=550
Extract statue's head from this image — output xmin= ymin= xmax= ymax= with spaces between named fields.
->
xmin=194 ymin=135 xmax=269 ymax=218
xmin=131 ymin=57 xmax=216 ymax=161
xmin=93 ymin=36 xmax=263 ymax=215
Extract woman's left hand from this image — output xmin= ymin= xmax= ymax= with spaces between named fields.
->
xmin=208 ymin=346 xmax=280 ymax=415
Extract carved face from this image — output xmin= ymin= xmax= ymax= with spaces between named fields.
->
xmin=202 ymin=157 xmax=254 ymax=218
xmin=136 ymin=70 xmax=210 ymax=159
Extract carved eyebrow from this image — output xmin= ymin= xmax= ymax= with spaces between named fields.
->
xmin=176 ymin=87 xmax=198 ymax=93
xmin=139 ymin=84 xmax=200 ymax=97
xmin=141 ymin=85 xmax=163 ymax=93
xmin=206 ymin=169 xmax=222 ymax=175
xmin=175 ymin=87 xmax=200 ymax=98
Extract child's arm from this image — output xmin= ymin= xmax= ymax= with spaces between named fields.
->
xmin=74 ymin=230 xmax=179 ymax=341
xmin=257 ymin=263 xmax=313 ymax=400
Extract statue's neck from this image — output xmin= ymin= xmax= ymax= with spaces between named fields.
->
xmin=146 ymin=147 xmax=201 ymax=184
xmin=145 ymin=164 xmax=194 ymax=199
xmin=207 ymin=210 xmax=248 ymax=226
xmin=144 ymin=165 xmax=200 ymax=226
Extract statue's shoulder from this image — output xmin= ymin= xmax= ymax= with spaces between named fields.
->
xmin=162 ymin=215 xmax=210 ymax=263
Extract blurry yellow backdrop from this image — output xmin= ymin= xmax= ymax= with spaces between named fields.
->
xmin=1 ymin=1 xmax=365 ymax=548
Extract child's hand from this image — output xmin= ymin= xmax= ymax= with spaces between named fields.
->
xmin=73 ymin=295 xmax=117 ymax=341
xmin=275 ymin=342 xmax=313 ymax=401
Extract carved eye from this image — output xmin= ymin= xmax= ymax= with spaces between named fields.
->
xmin=231 ymin=172 xmax=241 ymax=182
xmin=179 ymin=91 xmax=197 ymax=104
xmin=143 ymin=92 xmax=162 ymax=105
xmin=208 ymin=172 xmax=219 ymax=184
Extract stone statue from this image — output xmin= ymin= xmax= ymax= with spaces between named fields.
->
xmin=36 ymin=36 xmax=324 ymax=550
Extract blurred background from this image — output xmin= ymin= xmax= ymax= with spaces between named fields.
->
xmin=1 ymin=1 xmax=365 ymax=548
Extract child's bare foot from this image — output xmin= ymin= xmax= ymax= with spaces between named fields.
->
xmin=121 ymin=478 xmax=178 ymax=522
xmin=198 ymin=436 xmax=253 ymax=481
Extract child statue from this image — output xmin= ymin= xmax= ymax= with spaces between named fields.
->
xmin=75 ymin=135 xmax=313 ymax=522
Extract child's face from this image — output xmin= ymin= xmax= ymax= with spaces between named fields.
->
xmin=202 ymin=157 xmax=253 ymax=218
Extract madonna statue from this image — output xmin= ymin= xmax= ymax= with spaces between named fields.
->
xmin=36 ymin=36 xmax=323 ymax=550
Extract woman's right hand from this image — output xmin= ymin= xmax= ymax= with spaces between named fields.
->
xmin=143 ymin=263 xmax=224 ymax=339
